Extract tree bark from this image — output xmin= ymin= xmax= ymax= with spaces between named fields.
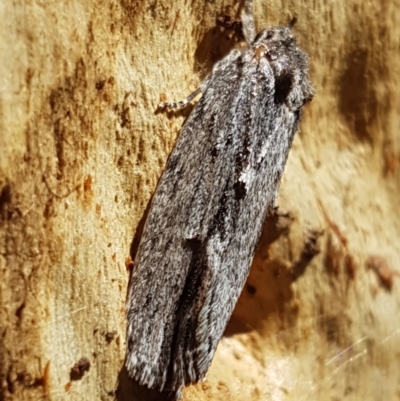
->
xmin=1 ymin=0 xmax=399 ymax=400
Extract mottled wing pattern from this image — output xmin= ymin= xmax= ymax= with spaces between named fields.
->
xmin=126 ymin=28 xmax=313 ymax=393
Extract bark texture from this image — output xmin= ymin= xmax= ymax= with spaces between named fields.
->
xmin=0 ymin=1 xmax=399 ymax=400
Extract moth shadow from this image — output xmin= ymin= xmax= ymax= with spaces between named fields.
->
xmin=129 ymin=196 xmax=152 ymax=264
xmin=194 ymin=12 xmax=244 ymax=77
xmin=115 ymin=365 xmax=173 ymax=401
xmin=224 ymin=211 xmax=297 ymax=337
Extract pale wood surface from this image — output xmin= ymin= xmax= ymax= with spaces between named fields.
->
xmin=1 ymin=1 xmax=399 ymax=400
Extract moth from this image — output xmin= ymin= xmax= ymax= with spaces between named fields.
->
xmin=126 ymin=0 xmax=314 ymax=398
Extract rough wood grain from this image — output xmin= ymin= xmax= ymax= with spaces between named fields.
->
xmin=0 ymin=1 xmax=399 ymax=400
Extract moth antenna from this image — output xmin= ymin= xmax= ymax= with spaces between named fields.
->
xmin=241 ymin=0 xmax=256 ymax=44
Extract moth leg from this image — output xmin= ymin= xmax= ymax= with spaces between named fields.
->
xmin=241 ymin=0 xmax=256 ymax=44
xmin=159 ymin=87 xmax=202 ymax=110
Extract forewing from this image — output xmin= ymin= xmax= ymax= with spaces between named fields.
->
xmin=126 ymin=49 xmax=243 ymax=390
xmin=126 ymin=46 xmax=300 ymax=392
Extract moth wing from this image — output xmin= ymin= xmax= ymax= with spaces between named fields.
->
xmin=126 ymin=48 xmax=300 ymax=392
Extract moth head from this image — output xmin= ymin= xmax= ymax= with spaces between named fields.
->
xmin=252 ymin=27 xmax=297 ymax=79
xmin=252 ymin=27 xmax=303 ymax=105
xmin=253 ymin=26 xmax=295 ymax=48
